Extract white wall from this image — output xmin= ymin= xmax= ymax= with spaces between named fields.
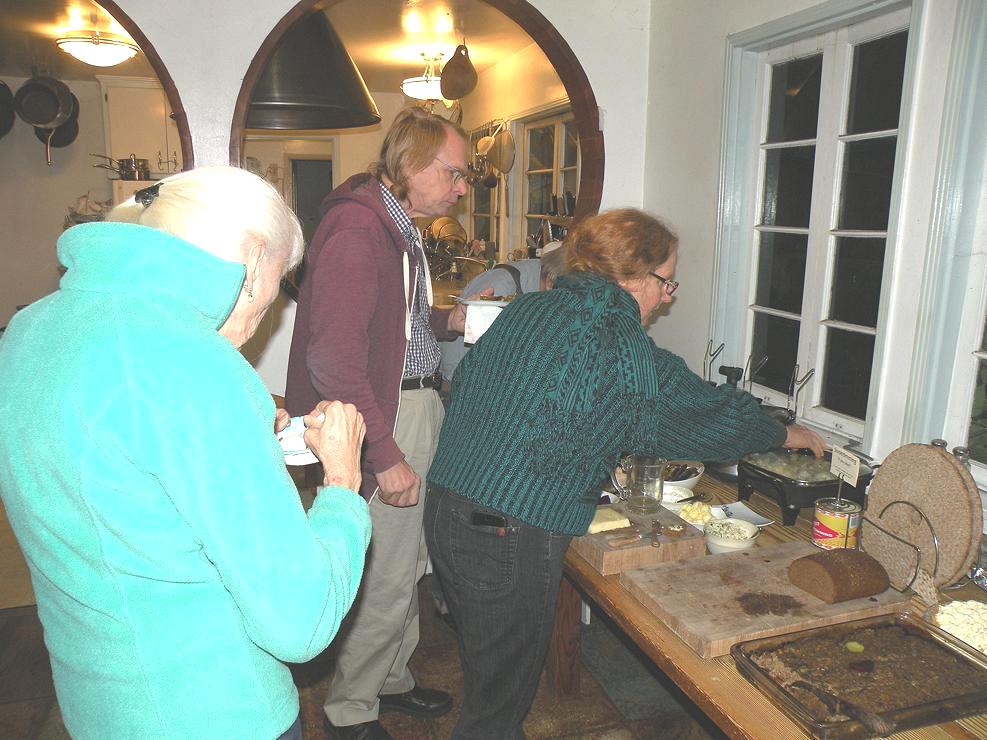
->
xmin=0 ymin=78 xmax=112 ymax=326
xmin=461 ymin=41 xmax=567 ymax=130
xmin=643 ymin=0 xmax=825 ymax=372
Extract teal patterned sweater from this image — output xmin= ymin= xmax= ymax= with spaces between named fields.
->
xmin=427 ymin=272 xmax=786 ymax=535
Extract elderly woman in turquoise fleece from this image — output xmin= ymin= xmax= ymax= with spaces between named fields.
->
xmin=424 ymin=208 xmax=826 ymax=739
xmin=0 ymin=166 xmax=372 ymax=740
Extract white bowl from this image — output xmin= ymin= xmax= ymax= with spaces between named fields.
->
xmin=664 ymin=460 xmax=704 ymax=490
xmin=704 ymin=518 xmax=760 ymax=554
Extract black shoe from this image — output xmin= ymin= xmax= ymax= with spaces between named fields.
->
xmin=324 ymin=718 xmax=393 ymax=740
xmin=379 ymin=686 xmax=453 ymax=718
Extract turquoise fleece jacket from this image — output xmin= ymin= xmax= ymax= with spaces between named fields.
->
xmin=0 ymin=223 xmax=371 ymax=739
xmin=428 ymin=272 xmax=787 ymax=535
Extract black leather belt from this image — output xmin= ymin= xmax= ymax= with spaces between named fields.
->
xmin=401 ymin=372 xmax=443 ymax=391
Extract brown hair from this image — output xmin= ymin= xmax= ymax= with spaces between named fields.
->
xmin=564 ymin=208 xmax=678 ymax=282
xmin=370 ymin=107 xmax=467 ymax=201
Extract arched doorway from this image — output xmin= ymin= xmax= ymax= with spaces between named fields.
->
xmin=97 ymin=1 xmax=193 ymax=169
xmin=228 ymin=0 xmax=602 ymax=222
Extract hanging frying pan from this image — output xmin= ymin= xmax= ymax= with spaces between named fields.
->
xmin=15 ymin=75 xmax=74 ymax=129
xmin=34 ymin=93 xmax=79 ymax=165
xmin=0 ymin=81 xmax=14 ymax=140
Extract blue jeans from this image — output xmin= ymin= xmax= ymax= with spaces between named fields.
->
xmin=424 ymin=484 xmax=572 ymax=740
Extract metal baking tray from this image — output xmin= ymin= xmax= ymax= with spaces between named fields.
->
xmin=730 ymin=611 xmax=987 ymax=739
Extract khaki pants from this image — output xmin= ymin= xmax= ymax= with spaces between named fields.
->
xmin=324 ymin=388 xmax=444 ymax=726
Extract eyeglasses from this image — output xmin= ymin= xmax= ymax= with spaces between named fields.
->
xmin=433 ymin=155 xmax=468 ymax=185
xmin=651 ymin=272 xmax=679 ymax=296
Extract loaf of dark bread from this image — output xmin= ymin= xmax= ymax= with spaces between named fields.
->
xmin=788 ymin=549 xmax=890 ymax=603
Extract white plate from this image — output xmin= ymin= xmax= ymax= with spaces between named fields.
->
xmin=715 ymin=502 xmax=774 ymax=527
xmin=277 ymin=416 xmax=319 ymax=466
xmin=455 ymin=297 xmax=510 ymax=308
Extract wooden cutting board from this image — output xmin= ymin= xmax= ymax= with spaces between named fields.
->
xmin=619 ymin=541 xmax=912 ymax=658
xmin=569 ymin=504 xmax=705 ymax=575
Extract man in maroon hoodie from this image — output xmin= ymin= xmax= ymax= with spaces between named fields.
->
xmin=285 ymin=108 xmax=470 ymax=740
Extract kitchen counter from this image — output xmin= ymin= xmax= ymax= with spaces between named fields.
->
xmin=548 ymin=476 xmax=987 ymax=739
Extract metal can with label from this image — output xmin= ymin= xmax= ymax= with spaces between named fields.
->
xmin=812 ymin=498 xmax=862 ymax=550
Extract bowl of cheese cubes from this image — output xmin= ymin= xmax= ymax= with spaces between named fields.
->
xmin=671 ymin=499 xmax=726 ymax=532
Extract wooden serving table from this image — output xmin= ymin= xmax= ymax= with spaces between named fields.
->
xmin=548 ymin=476 xmax=987 ymax=739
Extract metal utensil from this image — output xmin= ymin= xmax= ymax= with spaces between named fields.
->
xmin=650 ymin=520 xmax=663 ymax=548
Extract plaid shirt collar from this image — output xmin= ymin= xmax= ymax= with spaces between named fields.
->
xmin=379 ymin=181 xmax=417 ymax=250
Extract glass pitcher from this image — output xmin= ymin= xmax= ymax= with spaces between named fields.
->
xmin=610 ymin=455 xmax=667 ymax=515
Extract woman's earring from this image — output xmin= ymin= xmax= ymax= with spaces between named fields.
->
xmin=246 ymin=286 xmax=255 ymax=303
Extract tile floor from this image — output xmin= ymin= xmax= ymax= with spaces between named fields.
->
xmin=0 ymin=582 xmax=721 ymax=739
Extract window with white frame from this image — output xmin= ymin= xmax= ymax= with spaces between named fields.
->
xmin=742 ymin=13 xmax=908 ymax=439
xmin=717 ymin=0 xmax=987 ymax=504
xmin=522 ymin=112 xmax=579 ymax=241
xmin=468 ymin=128 xmax=497 ymax=247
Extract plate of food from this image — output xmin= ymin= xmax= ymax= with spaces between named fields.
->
xmin=455 ymin=295 xmax=514 ymax=308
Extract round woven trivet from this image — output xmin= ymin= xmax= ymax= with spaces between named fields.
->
xmin=862 ymin=444 xmax=980 ymax=589
xmin=940 ymin=447 xmax=983 ymax=581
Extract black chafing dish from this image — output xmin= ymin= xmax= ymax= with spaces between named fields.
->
xmin=737 ymin=449 xmax=874 ymax=526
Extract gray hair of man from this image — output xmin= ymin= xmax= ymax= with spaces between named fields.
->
xmin=539 ymin=241 xmax=568 ymax=284
xmin=106 ymin=166 xmax=305 ymax=275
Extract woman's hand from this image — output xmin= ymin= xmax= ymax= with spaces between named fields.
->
xmin=783 ymin=423 xmax=828 ymax=458
xmin=448 ymin=287 xmax=495 ymax=334
xmin=375 ymin=460 xmax=421 ymax=507
xmin=303 ymin=401 xmax=365 ymax=492
xmin=274 ymin=408 xmax=291 ymax=434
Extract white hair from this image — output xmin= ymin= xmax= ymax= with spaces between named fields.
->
xmin=107 ymin=166 xmax=304 ymax=272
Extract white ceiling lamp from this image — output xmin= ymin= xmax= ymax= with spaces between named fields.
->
xmin=57 ymin=8 xmax=139 ymax=68
xmin=401 ymin=53 xmax=445 ymax=101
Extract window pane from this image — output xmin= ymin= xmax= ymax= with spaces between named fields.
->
xmin=473 ymin=185 xmax=491 ymax=214
xmin=527 ymin=173 xmax=552 ymax=214
xmin=838 ymin=137 xmax=896 ymax=230
xmin=761 ymin=146 xmax=815 ymax=227
xmin=528 ymin=126 xmax=555 ymax=170
xmin=755 ymin=232 xmax=807 ymax=313
xmin=526 ymin=217 xmax=542 ymax=238
xmin=563 ymin=121 xmax=578 ymax=167
xmin=830 ymin=237 xmax=885 ymax=327
xmin=472 ymin=217 xmax=491 ymax=242
xmin=968 ymin=361 xmax=987 ymax=465
xmin=766 ymin=54 xmax=821 ymax=143
xmin=847 ymin=31 xmax=908 ymax=135
xmin=751 ymin=313 xmax=801 ymax=393
xmin=821 ymin=328 xmax=874 ymax=418
xmin=562 ymin=170 xmax=578 ymax=203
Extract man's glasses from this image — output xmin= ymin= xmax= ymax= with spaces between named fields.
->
xmin=433 ymin=155 xmax=468 ymax=185
xmin=651 ymin=272 xmax=679 ymax=296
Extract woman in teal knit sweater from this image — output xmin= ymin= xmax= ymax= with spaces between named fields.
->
xmin=0 ymin=167 xmax=372 ymax=740
xmin=424 ymin=208 xmax=824 ymax=739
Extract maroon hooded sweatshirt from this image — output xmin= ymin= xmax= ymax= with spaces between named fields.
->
xmin=285 ymin=173 xmax=454 ymax=499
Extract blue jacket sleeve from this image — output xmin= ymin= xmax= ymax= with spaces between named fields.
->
xmin=108 ymin=335 xmax=371 ymax=664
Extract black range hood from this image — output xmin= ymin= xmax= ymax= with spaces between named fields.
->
xmin=248 ymin=12 xmax=380 ymax=130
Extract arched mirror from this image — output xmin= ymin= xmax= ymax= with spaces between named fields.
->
xmin=230 ymin=0 xmax=603 ymax=301
xmin=0 ymin=0 xmax=192 ymax=328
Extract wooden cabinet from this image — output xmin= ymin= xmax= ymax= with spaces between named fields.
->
xmin=96 ymin=76 xmax=183 ymax=178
